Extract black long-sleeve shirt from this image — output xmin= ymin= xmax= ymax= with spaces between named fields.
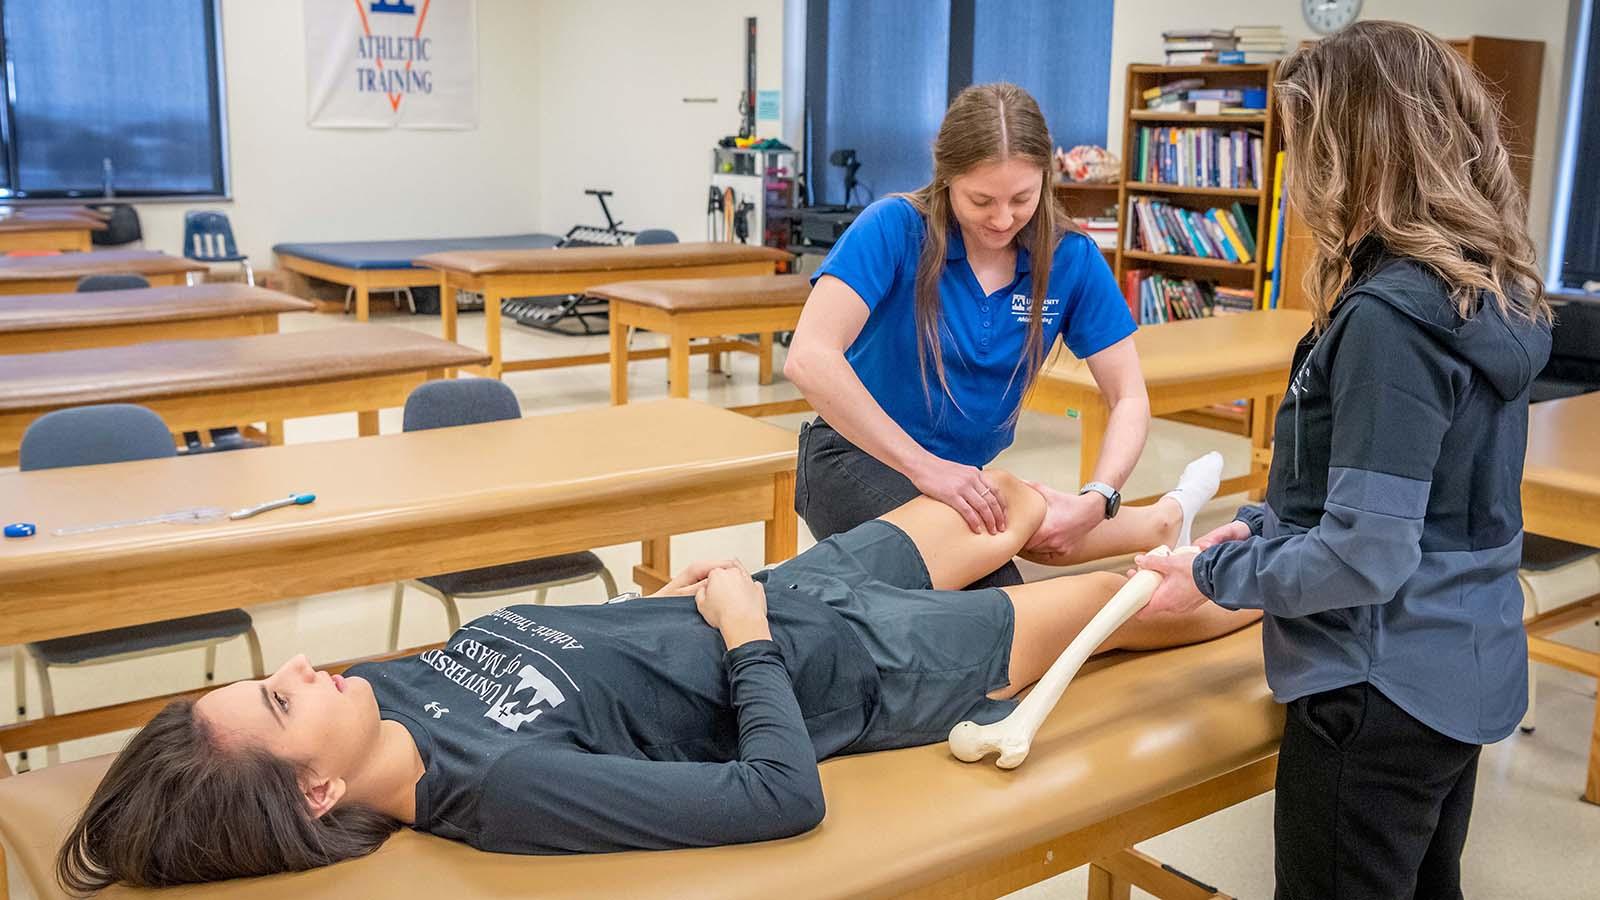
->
xmin=346 ymin=592 xmax=880 ymax=854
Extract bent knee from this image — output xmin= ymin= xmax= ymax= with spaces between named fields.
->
xmin=985 ymin=469 xmax=1045 ymax=533
xmin=1088 ymin=570 xmax=1128 ymax=597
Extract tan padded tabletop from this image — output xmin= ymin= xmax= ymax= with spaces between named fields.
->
xmin=0 ymin=284 xmax=313 ymax=334
xmin=0 ymin=248 xmax=206 ymax=282
xmin=416 ymin=241 xmax=791 ymax=276
xmin=1525 ymin=391 xmax=1600 ymax=499
xmin=0 ymin=212 xmax=107 ymax=233
xmin=0 ymin=205 xmax=110 ymax=221
xmin=0 ymin=626 xmax=1275 ymax=900
xmin=1042 ymin=309 xmax=1312 ymax=389
xmin=0 ymin=326 xmax=486 ymax=414
xmin=588 ymin=273 xmax=811 ymax=311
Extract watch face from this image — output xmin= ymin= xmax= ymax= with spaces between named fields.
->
xmin=1302 ymin=0 xmax=1361 ymax=35
xmin=1107 ymin=492 xmax=1122 ymax=518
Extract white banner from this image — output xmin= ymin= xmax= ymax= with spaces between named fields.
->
xmin=305 ymin=0 xmax=477 ymax=129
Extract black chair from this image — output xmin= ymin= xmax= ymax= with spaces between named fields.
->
xmin=74 ymin=274 xmax=151 ymax=293
xmin=13 ymin=405 xmax=264 ymax=769
xmin=387 ymin=379 xmax=618 ymax=650
xmin=89 ymin=204 xmax=142 ymax=248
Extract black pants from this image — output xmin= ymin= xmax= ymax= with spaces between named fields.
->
xmin=795 ymin=419 xmax=1022 ymax=590
xmin=1275 ymin=682 xmax=1482 ymax=900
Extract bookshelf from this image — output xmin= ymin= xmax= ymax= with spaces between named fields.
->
xmin=1053 ymin=180 xmax=1119 ymax=264
xmin=1275 ymin=35 xmax=1543 ymax=311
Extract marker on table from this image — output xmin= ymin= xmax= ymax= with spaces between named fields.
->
xmin=229 ymin=493 xmax=316 ymax=521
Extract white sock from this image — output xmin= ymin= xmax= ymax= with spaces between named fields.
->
xmin=1162 ymin=451 xmax=1224 ymax=547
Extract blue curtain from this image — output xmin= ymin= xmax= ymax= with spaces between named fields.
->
xmin=1559 ymin=0 xmax=1600 ymax=288
xmin=971 ymin=0 xmax=1113 ymax=150
xmin=1 ymin=0 xmax=226 ymax=197
xmin=810 ymin=0 xmax=951 ymax=205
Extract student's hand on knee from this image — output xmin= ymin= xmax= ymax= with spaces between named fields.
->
xmin=1132 ymin=548 xmax=1211 ymax=618
xmin=1021 ymin=483 xmax=1102 ymax=557
xmin=1193 ymin=520 xmax=1251 ymax=551
xmin=651 ymin=558 xmax=745 ymax=596
xmin=909 ymin=455 xmax=1006 ymax=534
xmin=694 ymin=565 xmax=771 ymax=648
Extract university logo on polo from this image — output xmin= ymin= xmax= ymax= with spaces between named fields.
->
xmin=1009 ymin=293 xmax=1062 ymax=325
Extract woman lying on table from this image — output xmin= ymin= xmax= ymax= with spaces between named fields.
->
xmin=59 ymin=458 xmax=1255 ymax=892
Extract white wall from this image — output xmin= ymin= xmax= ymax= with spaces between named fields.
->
xmin=533 ymin=1 xmax=785 ymax=244
xmin=1107 ymin=0 xmax=1575 ymax=263
xmin=135 ymin=0 xmax=543 ymax=267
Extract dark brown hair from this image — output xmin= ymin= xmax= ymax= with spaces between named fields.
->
xmin=899 ymin=82 xmax=1070 ymax=416
xmin=1276 ymin=20 xmax=1549 ymax=329
xmin=56 ymin=700 xmax=401 ymax=894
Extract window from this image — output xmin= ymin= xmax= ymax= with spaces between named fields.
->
xmin=804 ymin=0 xmax=1114 ymax=206
xmin=0 ymin=0 xmax=229 ymax=199
xmin=1550 ymin=0 xmax=1599 ymax=294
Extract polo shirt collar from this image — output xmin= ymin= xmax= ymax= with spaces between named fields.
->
xmin=946 ymin=224 xmax=1033 ymax=272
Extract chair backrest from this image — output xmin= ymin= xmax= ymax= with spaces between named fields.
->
xmin=20 ymin=404 xmax=177 ymax=471
xmin=402 ymin=379 xmax=522 ymax=432
xmin=182 ymin=210 xmax=241 ymax=261
xmin=634 ymin=228 xmax=678 ymax=246
xmin=91 ymin=204 xmax=142 ymax=247
xmin=75 ymin=274 xmax=151 ymax=293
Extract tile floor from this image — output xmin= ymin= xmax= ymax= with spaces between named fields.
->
xmin=4 ymin=302 xmax=1597 ymax=899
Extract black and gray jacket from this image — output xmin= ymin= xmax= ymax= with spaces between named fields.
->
xmin=1194 ymin=243 xmax=1552 ymax=744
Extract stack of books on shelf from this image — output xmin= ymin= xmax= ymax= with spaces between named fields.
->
xmin=1074 ymin=215 xmax=1119 ymax=250
xmin=1134 ymin=126 xmax=1265 ymax=188
xmin=1122 ymin=273 xmax=1261 ymax=325
xmin=1212 ymin=286 xmax=1258 ymax=315
xmin=1128 ymin=196 xmax=1257 ymax=263
xmin=1219 ymin=26 xmax=1287 ymax=64
xmin=1141 ymin=80 xmax=1268 ymax=116
xmin=1162 ymin=29 xmax=1235 ymax=65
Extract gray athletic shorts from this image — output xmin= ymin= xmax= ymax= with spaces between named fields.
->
xmin=762 ymin=519 xmax=1019 ymax=753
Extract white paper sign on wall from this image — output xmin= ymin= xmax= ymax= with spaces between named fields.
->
xmin=305 ymin=0 xmax=478 ymax=129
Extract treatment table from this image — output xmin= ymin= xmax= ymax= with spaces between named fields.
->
xmin=0 ymin=625 xmax=1278 ymax=900
xmin=0 ymin=400 xmax=798 ymax=762
xmin=0 ymin=249 xmax=207 ymax=295
xmin=0 ymin=212 xmax=106 ymax=254
xmin=417 ymin=242 xmax=791 ymax=379
xmin=0 ymin=284 xmax=314 ymax=354
xmin=273 ymin=234 xmax=562 ymax=321
xmin=590 ymin=273 xmax=811 ymax=416
xmin=1520 ymin=390 xmax=1600 ymax=804
xmin=0 ymin=326 xmax=486 ymax=463
xmin=1028 ymin=309 xmax=1311 ymax=501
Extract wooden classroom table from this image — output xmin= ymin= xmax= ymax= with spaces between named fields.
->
xmin=0 ymin=213 xmax=105 ymax=254
xmin=1520 ymin=390 xmax=1600 ymax=804
xmin=0 ymin=399 xmax=798 ymax=761
xmin=416 ymin=242 xmax=792 ymax=379
xmin=0 ymin=326 xmax=485 ymax=464
xmin=0 ymin=249 xmax=207 ymax=294
xmin=1028 ymin=310 xmax=1312 ymax=501
xmin=590 ymin=273 xmax=812 ymax=417
xmin=0 ymin=284 xmax=314 ymax=354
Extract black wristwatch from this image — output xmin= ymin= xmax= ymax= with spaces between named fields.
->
xmin=1079 ymin=481 xmax=1122 ymax=519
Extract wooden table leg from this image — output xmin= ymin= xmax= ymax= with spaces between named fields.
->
xmin=355 ymin=282 xmax=370 ymax=323
xmin=758 ymin=332 xmax=775 ymax=385
xmin=668 ymin=332 xmax=691 ymax=399
xmin=265 ymin=420 xmax=286 ymax=446
xmin=765 ymin=471 xmax=798 ymax=564
xmin=609 ymin=316 xmax=630 ymax=405
xmin=440 ymin=273 xmax=458 ymax=344
xmin=1077 ymin=402 xmax=1109 ymax=488
xmin=1088 ymin=863 xmax=1132 ymax=900
xmin=708 ymin=348 xmax=725 ymax=375
xmin=357 ymin=411 xmax=380 ymax=437
xmin=1249 ymin=394 xmax=1278 ymax=501
xmin=1586 ymin=685 xmax=1600 ymax=805
xmin=484 ymin=285 xmax=504 ymax=380
xmin=635 ymin=536 xmax=672 ymax=593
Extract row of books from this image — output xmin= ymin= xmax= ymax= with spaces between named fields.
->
xmin=1134 ymin=126 xmax=1265 ymax=189
xmin=1123 ymin=272 xmax=1257 ymax=324
xmin=1142 ymin=79 xmax=1267 ymax=116
xmin=1128 ymin=197 xmax=1257 ymax=264
xmin=1161 ymin=26 xmax=1286 ymax=65
xmin=1073 ymin=215 xmax=1118 ymax=250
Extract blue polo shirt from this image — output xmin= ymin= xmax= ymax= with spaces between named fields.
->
xmin=812 ymin=197 xmax=1135 ymax=467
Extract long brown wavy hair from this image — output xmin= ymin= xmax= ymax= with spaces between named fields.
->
xmin=56 ymin=700 xmax=400 ymax=894
xmin=1276 ymin=20 xmax=1549 ymax=329
xmin=899 ymin=82 xmax=1070 ymax=416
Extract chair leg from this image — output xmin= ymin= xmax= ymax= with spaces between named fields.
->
xmin=598 ymin=567 xmax=619 ymax=599
xmin=344 ymin=286 xmax=355 ymax=315
xmin=1521 ymin=665 xmax=1538 ymax=733
xmin=534 ymin=588 xmax=549 ymax=605
xmin=13 ymin=648 xmax=27 ymax=773
xmin=204 ymin=645 xmax=218 ymax=684
xmin=389 ymin=582 xmax=407 ymax=652
xmin=444 ymin=596 xmax=462 ymax=635
xmin=241 ymin=260 xmax=255 ymax=287
xmin=244 ymin=628 xmax=266 ymax=678
xmin=402 ymin=287 xmax=416 ymax=314
xmin=33 ymin=659 xmax=58 ymax=766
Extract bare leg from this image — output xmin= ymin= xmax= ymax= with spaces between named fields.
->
xmin=877 ymin=470 xmax=1046 ymax=591
xmin=990 ymin=571 xmax=1260 ymax=699
xmin=1019 ymin=497 xmax=1183 ymax=568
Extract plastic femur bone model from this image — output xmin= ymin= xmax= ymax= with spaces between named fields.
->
xmin=948 ymin=545 xmax=1191 ymax=769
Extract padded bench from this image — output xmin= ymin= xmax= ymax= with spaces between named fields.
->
xmin=0 ymin=284 xmax=314 ymax=354
xmin=0 ymin=250 xmax=207 ymax=295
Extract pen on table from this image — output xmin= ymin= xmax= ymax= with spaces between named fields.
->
xmin=229 ymin=493 xmax=316 ymax=521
